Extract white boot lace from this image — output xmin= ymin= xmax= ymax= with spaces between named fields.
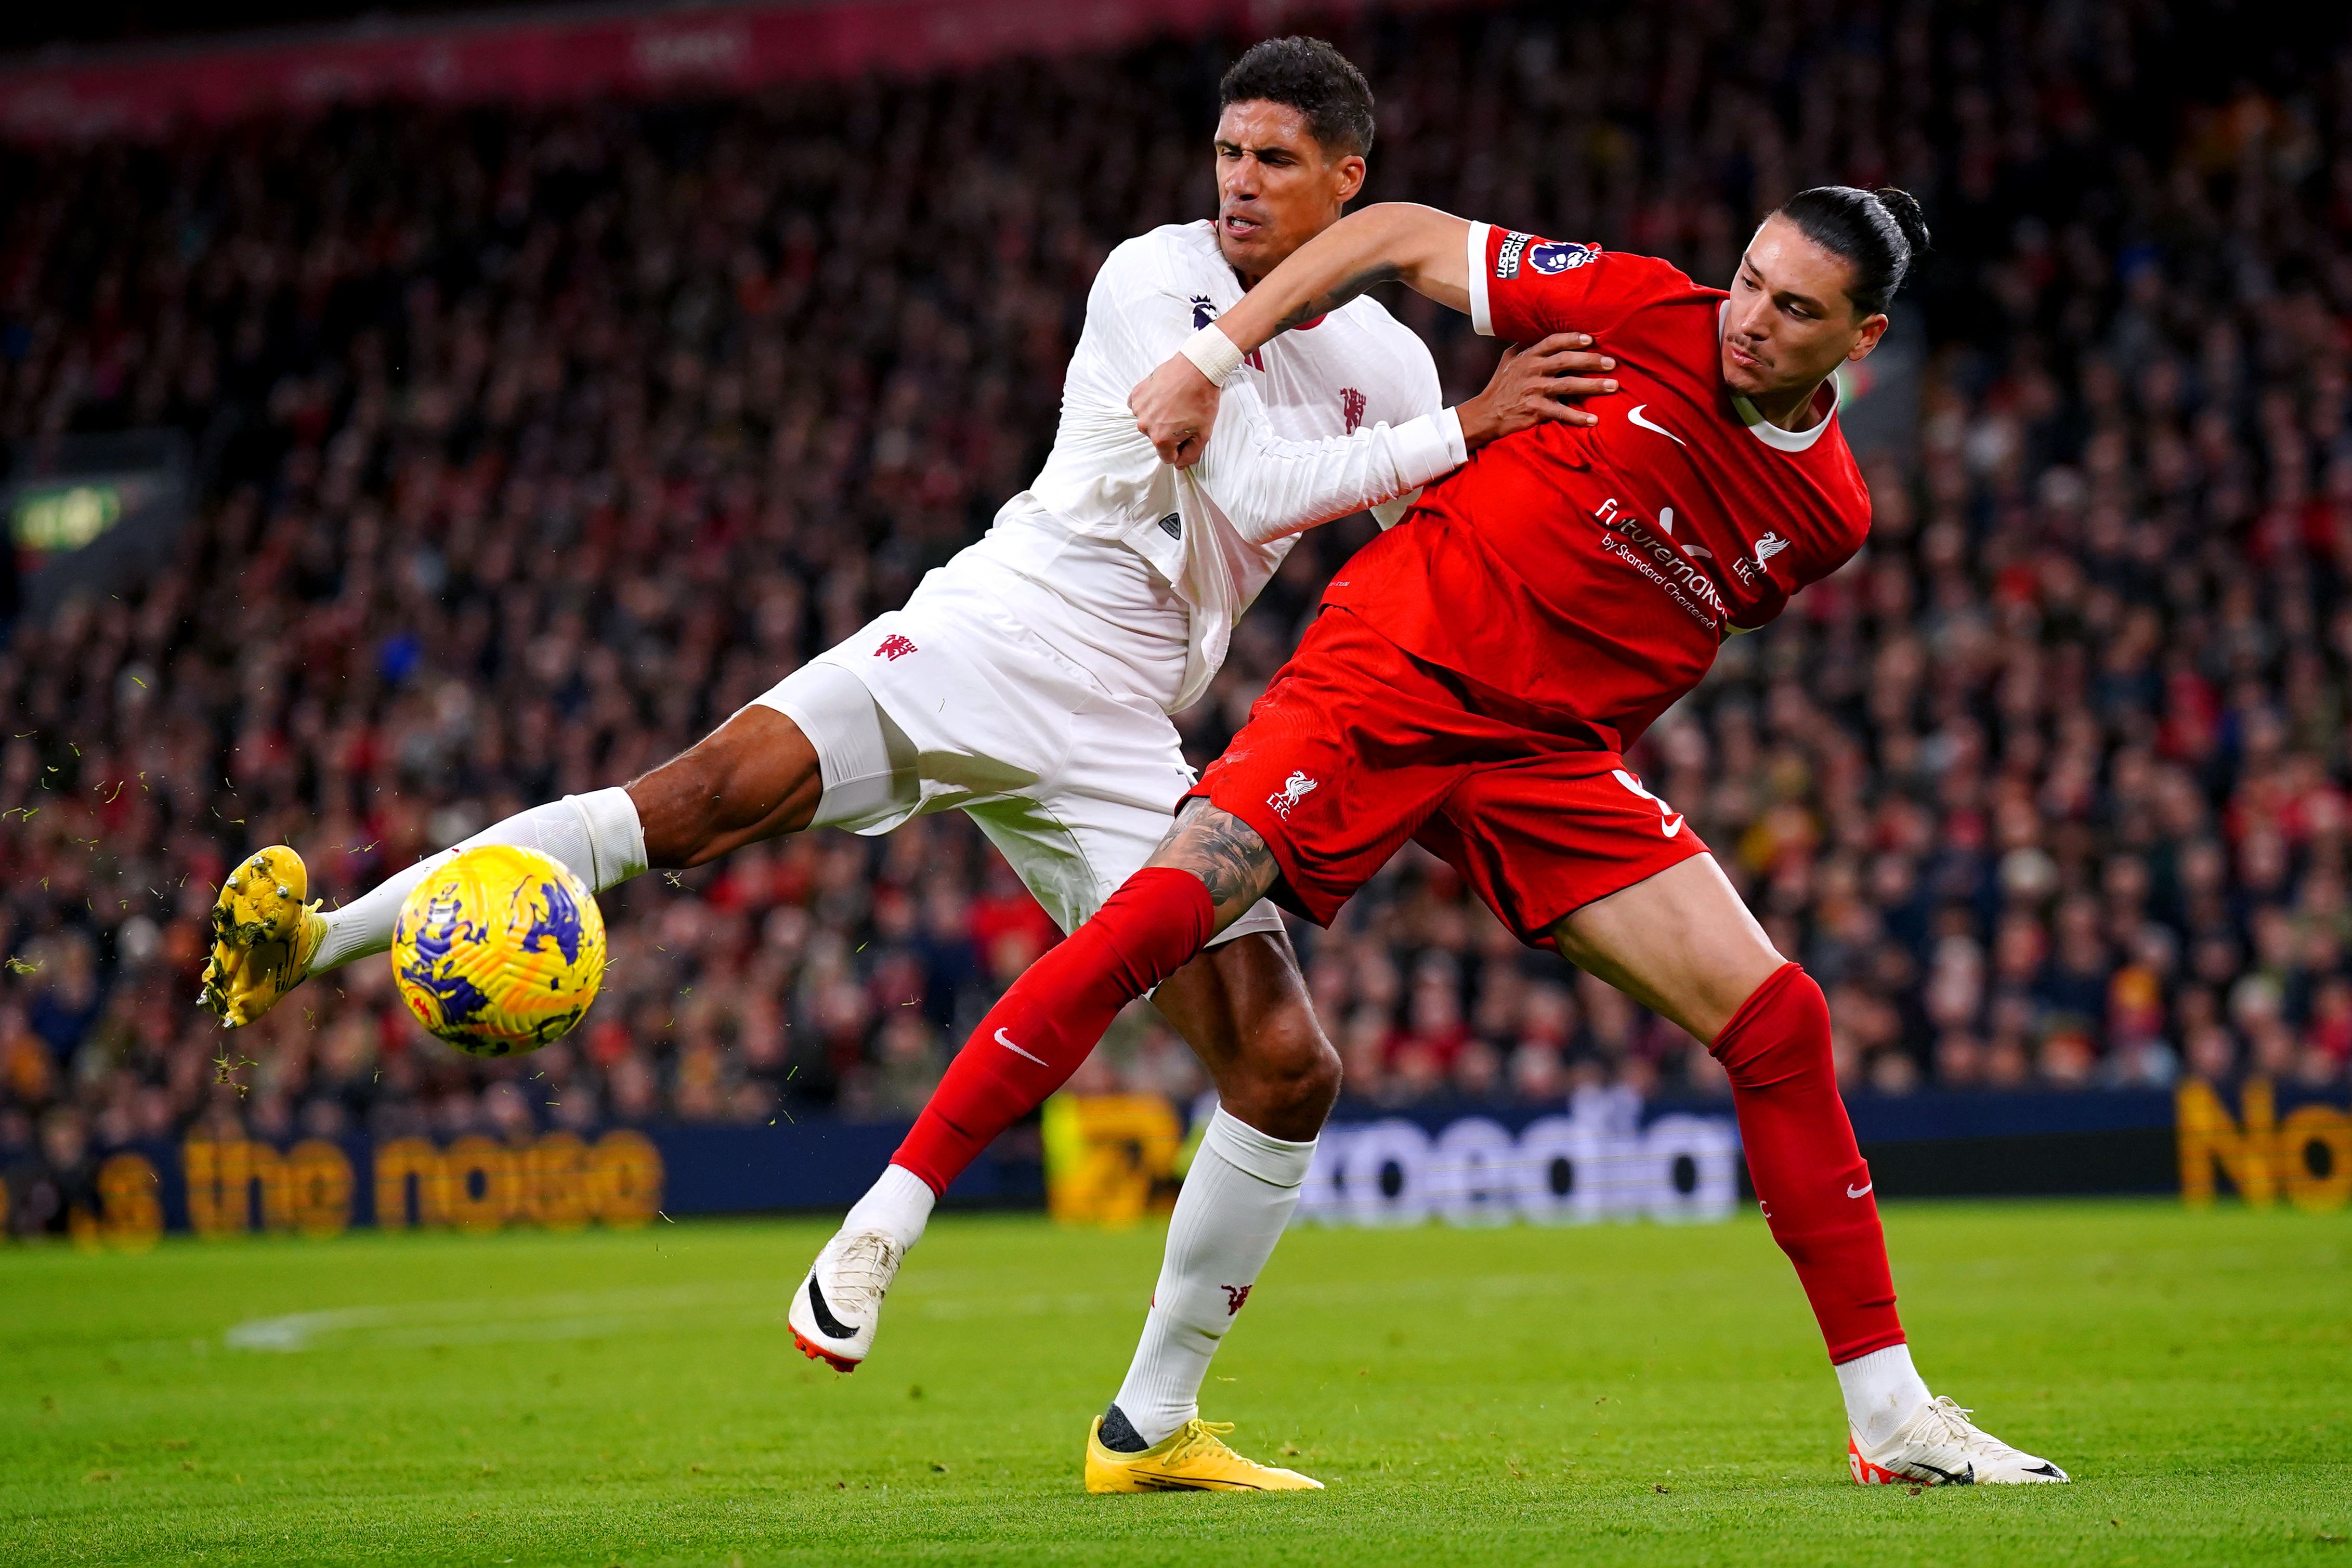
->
xmin=1916 ymin=1396 xmax=2010 ymax=1457
xmin=829 ymin=1231 xmax=903 ymax=1303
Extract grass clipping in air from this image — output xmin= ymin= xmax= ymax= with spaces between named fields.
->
xmin=2 ymin=1201 xmax=2346 ymax=1565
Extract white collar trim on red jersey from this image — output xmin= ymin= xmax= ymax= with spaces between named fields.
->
xmin=1719 ymin=303 xmax=1841 ymax=452
xmin=1731 ymin=380 xmax=1839 ymax=452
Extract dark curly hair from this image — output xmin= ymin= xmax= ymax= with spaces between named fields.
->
xmin=1218 ymin=36 xmax=1376 ymax=159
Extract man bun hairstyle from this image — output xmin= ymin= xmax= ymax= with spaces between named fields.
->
xmin=1775 ymin=186 xmax=1931 ymax=318
xmin=1219 ymin=36 xmax=1377 ymax=159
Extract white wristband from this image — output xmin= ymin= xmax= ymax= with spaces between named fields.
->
xmin=1178 ymin=323 xmax=1247 ymax=387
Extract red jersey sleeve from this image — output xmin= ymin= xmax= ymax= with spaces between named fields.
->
xmin=1465 ymin=221 xmax=1681 ymax=343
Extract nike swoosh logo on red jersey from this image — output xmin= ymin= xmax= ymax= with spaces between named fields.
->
xmin=1661 ymin=814 xmax=1685 ymax=838
xmin=1627 ymin=404 xmax=1689 ymax=447
xmin=1847 ymin=1181 xmax=1873 ymax=1198
xmin=996 ymin=1028 xmax=1048 ymax=1066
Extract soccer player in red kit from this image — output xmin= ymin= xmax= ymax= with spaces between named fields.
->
xmin=893 ymin=186 xmax=2071 ymax=1487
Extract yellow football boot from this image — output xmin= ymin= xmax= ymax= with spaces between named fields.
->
xmin=1083 ymin=1416 xmax=1323 ymax=1494
xmin=198 ymin=846 xmax=326 ymax=1027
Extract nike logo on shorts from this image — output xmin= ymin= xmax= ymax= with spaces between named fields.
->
xmin=1847 ymin=1181 xmax=1873 ymax=1199
xmin=996 ymin=1028 xmax=1048 ymax=1066
xmin=1627 ymin=404 xmax=1689 ymax=448
xmin=1613 ymin=768 xmax=1684 ymax=837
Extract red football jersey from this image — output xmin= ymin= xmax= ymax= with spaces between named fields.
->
xmin=1322 ymin=223 xmax=1873 ymax=750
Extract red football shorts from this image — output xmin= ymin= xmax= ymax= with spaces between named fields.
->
xmin=1188 ymin=607 xmax=1709 ymax=944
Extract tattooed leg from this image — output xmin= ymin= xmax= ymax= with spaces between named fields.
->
xmin=1144 ymin=799 xmax=1283 ymax=932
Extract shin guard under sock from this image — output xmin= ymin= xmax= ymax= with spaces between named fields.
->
xmin=892 ymin=868 xmax=1215 ymax=1194
xmin=1112 ymin=1108 xmax=1315 ymax=1445
xmin=1711 ymin=962 xmax=1905 ymax=1364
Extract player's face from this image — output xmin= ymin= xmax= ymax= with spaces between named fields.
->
xmin=1212 ymin=101 xmax=1367 ymax=284
xmin=1720 ymin=215 xmax=1890 ymax=401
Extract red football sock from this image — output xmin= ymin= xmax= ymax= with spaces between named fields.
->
xmin=1711 ymin=962 xmax=1905 ymax=1364
xmin=892 ymin=867 xmax=1216 ymax=1195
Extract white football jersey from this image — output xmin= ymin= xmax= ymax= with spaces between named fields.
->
xmin=921 ymin=219 xmax=1458 ymax=714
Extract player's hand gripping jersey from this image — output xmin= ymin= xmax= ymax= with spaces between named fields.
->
xmin=968 ymin=219 xmax=1460 ymax=714
xmin=1323 ymin=224 xmax=1874 ymax=751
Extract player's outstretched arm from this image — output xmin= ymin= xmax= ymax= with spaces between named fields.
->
xmin=1134 ymin=202 xmax=1572 ymax=465
xmin=1235 ymin=202 xmax=1480 ymax=337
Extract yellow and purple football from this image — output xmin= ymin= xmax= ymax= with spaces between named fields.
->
xmin=390 ymin=844 xmax=606 ymax=1057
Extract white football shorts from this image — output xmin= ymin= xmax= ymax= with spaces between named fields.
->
xmin=749 ymin=594 xmax=1285 ymax=951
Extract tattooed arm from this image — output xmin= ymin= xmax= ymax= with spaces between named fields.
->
xmin=1147 ymin=799 xmax=1283 ymax=931
xmin=1131 ymin=204 xmax=1481 ymax=464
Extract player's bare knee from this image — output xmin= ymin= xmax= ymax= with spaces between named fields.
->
xmin=1286 ymin=1037 xmax=1343 ymax=1122
xmin=1229 ymin=1004 xmax=1340 ymax=1132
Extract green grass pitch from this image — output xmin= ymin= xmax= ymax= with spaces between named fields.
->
xmin=4 ymin=1200 xmax=2346 ymax=1566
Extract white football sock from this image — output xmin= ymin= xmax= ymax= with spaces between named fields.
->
xmin=844 ymin=1162 xmax=936 ymax=1253
xmin=312 ymin=788 xmax=649 ymax=971
xmin=1836 ymin=1342 xmax=1932 ymax=1448
xmin=1113 ymin=1108 xmax=1315 ymax=1447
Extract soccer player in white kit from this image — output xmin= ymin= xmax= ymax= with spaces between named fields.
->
xmin=198 ymin=38 xmax=1616 ymax=1491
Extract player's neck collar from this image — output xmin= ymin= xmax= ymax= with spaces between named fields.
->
xmin=1718 ymin=300 xmax=1841 ymax=453
xmin=1729 ymin=374 xmax=1840 ymax=453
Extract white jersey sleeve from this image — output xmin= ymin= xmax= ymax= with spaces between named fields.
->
xmin=1368 ymin=491 xmax=1421 ymax=531
xmin=1091 ymin=242 xmax=1465 ymax=546
xmin=988 ymin=223 xmax=1456 ymax=714
xmin=1365 ymin=319 xmax=1447 ymax=531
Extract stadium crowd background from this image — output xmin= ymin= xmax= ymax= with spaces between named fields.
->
xmin=6 ymin=0 xmax=2352 ymax=1224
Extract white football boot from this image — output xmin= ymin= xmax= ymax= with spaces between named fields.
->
xmin=788 ymin=1227 xmax=904 ymax=1372
xmin=1849 ymin=1395 xmax=2070 ymax=1485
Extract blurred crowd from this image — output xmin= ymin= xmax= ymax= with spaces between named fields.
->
xmin=5 ymin=0 xmax=2352 ymax=1224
